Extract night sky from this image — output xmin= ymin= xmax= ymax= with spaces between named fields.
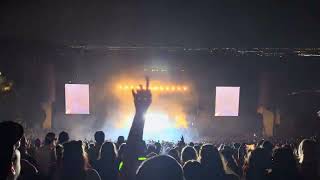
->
xmin=1 ymin=0 xmax=320 ymax=47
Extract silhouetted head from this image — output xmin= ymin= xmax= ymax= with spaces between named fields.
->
xmin=58 ymin=131 xmax=69 ymax=144
xmin=136 ymin=155 xmax=184 ymax=180
xmin=63 ymin=140 xmax=86 ymax=164
xmin=44 ymin=132 xmax=56 ymax=145
xmin=261 ymin=141 xmax=273 ymax=154
xmin=221 ymin=145 xmax=234 ymax=160
xmin=147 ymin=144 xmax=157 ymax=155
xmin=199 ymin=144 xmax=225 ymax=176
xmin=62 ymin=140 xmax=89 ymax=179
xmin=168 ymin=148 xmax=180 ymax=163
xmin=183 ymin=160 xmax=202 ymax=180
xmin=248 ymin=147 xmax=270 ymax=169
xmin=94 ymin=131 xmax=105 ymax=144
xmin=0 ymin=121 xmax=24 ymax=179
xmin=118 ymin=143 xmax=127 ymax=160
xmin=272 ymin=147 xmax=298 ymax=176
xmin=181 ymin=146 xmax=198 ymax=164
xmin=246 ymin=147 xmax=270 ymax=180
xmin=117 ymin=136 xmax=125 ymax=145
xmin=194 ymin=145 xmax=201 ymax=154
xmin=298 ymin=139 xmax=317 ymax=164
xmin=99 ymin=141 xmax=118 ymax=163
xmin=0 ymin=121 xmax=24 ymax=147
xmin=155 ymin=142 xmax=162 ymax=154
xmin=35 ymin=138 xmax=41 ymax=148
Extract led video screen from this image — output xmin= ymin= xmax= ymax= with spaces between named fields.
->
xmin=215 ymin=86 xmax=240 ymax=116
xmin=65 ymin=84 xmax=90 ymax=114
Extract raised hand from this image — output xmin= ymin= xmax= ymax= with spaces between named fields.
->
xmin=123 ymin=77 xmax=152 ymax=180
xmin=132 ymin=77 xmax=152 ymax=114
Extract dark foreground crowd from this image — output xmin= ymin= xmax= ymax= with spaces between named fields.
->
xmin=0 ymin=79 xmax=319 ymax=180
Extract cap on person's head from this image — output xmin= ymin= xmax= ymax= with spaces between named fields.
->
xmin=136 ymin=155 xmax=184 ymax=180
xmin=44 ymin=132 xmax=56 ymax=145
xmin=0 ymin=121 xmax=24 ymax=146
xmin=58 ymin=131 xmax=69 ymax=144
xmin=94 ymin=131 xmax=105 ymax=144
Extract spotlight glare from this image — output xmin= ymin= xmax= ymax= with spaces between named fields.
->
xmin=145 ymin=112 xmax=170 ymax=132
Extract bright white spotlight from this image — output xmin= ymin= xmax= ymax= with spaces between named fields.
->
xmin=144 ymin=112 xmax=171 ymax=132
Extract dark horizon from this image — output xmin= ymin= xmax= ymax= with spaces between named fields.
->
xmin=1 ymin=0 xmax=320 ymax=47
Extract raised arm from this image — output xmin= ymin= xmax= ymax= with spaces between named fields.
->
xmin=121 ymin=77 xmax=152 ymax=180
xmin=127 ymin=77 xmax=152 ymax=144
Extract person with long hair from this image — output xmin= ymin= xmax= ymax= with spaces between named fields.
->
xmin=199 ymin=144 xmax=238 ymax=180
xmin=269 ymin=147 xmax=300 ymax=180
xmin=181 ymin=146 xmax=198 ymax=165
xmin=95 ymin=142 xmax=119 ymax=180
xmin=55 ymin=140 xmax=101 ymax=180
xmin=298 ymin=139 xmax=319 ymax=180
xmin=0 ymin=121 xmax=24 ymax=180
xmin=244 ymin=148 xmax=270 ymax=180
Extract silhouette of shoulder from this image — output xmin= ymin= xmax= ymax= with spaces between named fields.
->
xmin=85 ymin=168 xmax=101 ymax=180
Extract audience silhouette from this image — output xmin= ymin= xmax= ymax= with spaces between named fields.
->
xmin=0 ymin=78 xmax=319 ymax=180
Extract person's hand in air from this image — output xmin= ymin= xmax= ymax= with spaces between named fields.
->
xmin=132 ymin=77 xmax=152 ymax=114
xmin=121 ymin=77 xmax=152 ymax=180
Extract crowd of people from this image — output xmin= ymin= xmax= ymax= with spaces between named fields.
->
xmin=0 ymin=78 xmax=319 ymax=180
